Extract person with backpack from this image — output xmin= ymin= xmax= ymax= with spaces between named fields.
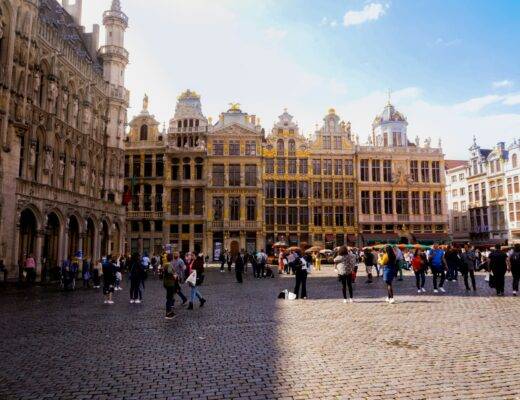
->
xmin=256 ymin=249 xmax=267 ymax=278
xmin=411 ymin=249 xmax=426 ymax=293
xmin=429 ymin=244 xmax=447 ymax=293
xmin=509 ymin=243 xmax=520 ymax=296
xmin=102 ymin=256 xmax=116 ymax=304
xmin=461 ymin=244 xmax=477 ymax=291
xmin=489 ymin=244 xmax=507 ymax=296
xmin=380 ymin=245 xmax=397 ymax=304
xmin=335 ymin=246 xmax=356 ymax=303
xmin=163 ymin=253 xmax=181 ymax=320
xmin=293 ymin=251 xmax=308 ymax=299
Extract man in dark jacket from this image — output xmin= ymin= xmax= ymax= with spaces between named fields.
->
xmin=235 ymin=251 xmax=244 ymax=283
xmin=489 ymin=244 xmax=507 ymax=296
xmin=508 ymin=244 xmax=520 ymax=296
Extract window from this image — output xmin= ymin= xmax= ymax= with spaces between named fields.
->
xmin=323 ymin=160 xmax=332 ymax=175
xmin=171 ymin=158 xmax=179 ymax=180
xmin=246 ymin=197 xmax=256 ymax=221
xmin=422 ymin=192 xmax=431 ymax=214
xmin=360 ymin=159 xmax=369 ymax=181
xmin=346 ymin=207 xmax=354 ymax=226
xmin=346 ymin=183 xmax=354 ymax=199
xmin=335 ymin=206 xmax=344 ymax=226
xmin=313 ymin=182 xmax=322 ymax=198
xmin=312 ymin=159 xmax=321 ymax=175
xmin=265 ymin=207 xmax=274 ymax=225
xmin=410 ymin=160 xmax=419 ymax=182
xmin=324 ymin=206 xmax=333 ymax=226
xmin=288 ymin=159 xmax=297 ymax=174
xmin=383 ymin=160 xmax=392 ymax=182
xmin=286 ymin=181 xmax=297 ymax=199
xmin=461 ymin=201 xmax=467 ymax=212
xmin=265 ymin=159 xmax=274 ymax=174
xmin=229 ymin=164 xmax=240 ymax=186
xmin=508 ymin=178 xmax=513 ymax=195
xmin=453 ymin=202 xmax=459 ymax=211
xmin=433 ymin=192 xmax=442 ymax=215
xmin=265 ymin=181 xmax=275 ymax=199
xmin=334 ymin=159 xmax=343 ymax=175
xmin=276 ymin=181 xmax=286 ymax=199
xmin=230 ymin=197 xmax=240 ymax=220
xmin=334 ymin=136 xmax=342 ymax=150
xmin=277 ymin=207 xmax=286 ymax=225
xmin=229 ymin=140 xmax=240 ymax=156
xmin=140 ymin=125 xmax=148 ymax=140
xmin=459 ymin=173 xmax=465 ymax=180
xmin=288 ymin=139 xmax=296 ymax=156
xmin=384 ymin=191 xmax=393 ymax=214
xmin=213 ymin=140 xmax=224 ymax=156
xmin=144 ymin=185 xmax=152 ymax=211
xmin=345 ymin=160 xmax=353 ymax=176
xmin=124 ymin=156 xmax=130 ymax=177
xmin=133 ymin=155 xmax=141 ymax=177
xmin=213 ymin=197 xmax=224 ymax=221
xmin=396 ymin=191 xmax=409 ymax=215
xmin=156 ymin=154 xmax=164 ymax=177
xmin=194 ymin=188 xmax=203 ymax=215
xmin=323 ymin=182 xmax=333 ymax=199
xmin=299 ymin=159 xmax=308 ymax=174
xmin=155 ymin=185 xmax=163 ymax=211
xmin=432 ymin=161 xmax=440 ymax=183
xmin=421 ymin=161 xmax=430 ymax=182
xmin=515 ymin=176 xmax=520 ymax=193
xmin=451 ymin=175 xmax=457 ymax=183
xmin=195 ymin=158 xmax=203 ymax=180
xmin=361 ymin=191 xmax=370 ymax=214
xmin=334 ymin=182 xmax=344 ymax=199
xmin=182 ymin=188 xmax=190 ymax=215
xmin=245 ymin=165 xmax=257 ymax=186
xmin=288 ymin=207 xmax=298 ymax=225
xmin=452 ymin=189 xmax=458 ymax=197
xmin=460 ymin=188 xmax=465 ymax=196
xmin=372 ymin=160 xmax=381 ymax=182
xmin=513 ymin=153 xmax=518 ymax=168
xmin=143 ymin=155 xmax=152 ymax=177
xmin=212 ymin=164 xmax=224 ymax=186
xmin=298 ymin=182 xmax=308 ymax=198
xmin=155 ymin=220 xmax=163 ymax=232
xmin=299 ymin=207 xmax=309 ymax=225
xmin=411 ymin=192 xmax=420 ymax=214
xmin=313 ymin=207 xmax=322 ymax=226
xmin=468 ymin=186 xmax=473 ymax=203
xmin=277 ymin=158 xmax=285 ymax=174
xmin=276 ymin=139 xmax=285 ymax=156
xmin=182 ymin=158 xmax=191 ymax=180
xmin=372 ymin=191 xmax=382 ymax=214
xmin=245 ymin=140 xmax=256 ymax=156
xmin=454 ymin=217 xmax=460 ymax=232
xmin=323 ymin=136 xmax=331 ymax=150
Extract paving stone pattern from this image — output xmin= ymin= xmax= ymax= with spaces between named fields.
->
xmin=1 ymin=266 xmax=520 ymax=400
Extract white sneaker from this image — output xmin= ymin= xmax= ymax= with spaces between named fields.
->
xmin=433 ymin=289 xmax=438 ymax=293
xmin=439 ymin=287 xmax=446 ymax=293
xmin=513 ymin=291 xmax=517 ymax=296
xmin=421 ymin=288 xmax=426 ymax=292
xmin=349 ymin=298 xmax=354 ymax=303
xmin=343 ymin=299 xmax=347 ymax=303
xmin=130 ymin=299 xmax=135 ymax=304
xmin=103 ymin=300 xmax=108 ymax=304
xmin=385 ymin=297 xmax=390 ymax=302
xmin=417 ymin=289 xmax=421 ymax=294
xmin=108 ymin=300 xmax=114 ymax=304
xmin=135 ymin=299 xmax=141 ymax=304
xmin=388 ymin=298 xmax=395 ymax=304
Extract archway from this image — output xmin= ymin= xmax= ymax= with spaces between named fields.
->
xmin=100 ymin=220 xmax=109 ymax=257
xmin=84 ymin=218 xmax=96 ymax=261
xmin=18 ymin=209 xmax=37 ymax=274
xmin=68 ymin=215 xmax=80 ymax=260
xmin=43 ymin=212 xmax=60 ymax=281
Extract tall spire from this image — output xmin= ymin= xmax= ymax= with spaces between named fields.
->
xmin=111 ymin=0 xmax=121 ymax=11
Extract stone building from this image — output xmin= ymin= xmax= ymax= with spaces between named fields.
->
xmin=445 ymin=160 xmax=470 ymax=244
xmin=357 ymin=102 xmax=449 ymax=245
xmin=0 ymin=0 xmax=129 ymax=280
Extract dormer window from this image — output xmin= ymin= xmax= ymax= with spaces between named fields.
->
xmin=140 ymin=124 xmax=148 ymax=141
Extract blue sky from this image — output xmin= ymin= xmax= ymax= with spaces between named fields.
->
xmin=81 ymin=0 xmax=520 ymax=158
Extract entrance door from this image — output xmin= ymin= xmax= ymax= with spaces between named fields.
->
xmin=230 ymin=240 xmax=239 ymax=257
xmin=43 ymin=213 xmax=60 ymax=279
xmin=18 ymin=209 xmax=37 ymax=276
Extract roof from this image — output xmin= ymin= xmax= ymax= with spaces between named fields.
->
xmin=481 ymin=149 xmax=492 ymax=157
xmin=445 ymin=160 xmax=467 ymax=170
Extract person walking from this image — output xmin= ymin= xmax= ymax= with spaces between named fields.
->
xmin=235 ymin=251 xmax=245 ymax=283
xmin=82 ymin=258 xmax=91 ymax=288
xmin=171 ymin=252 xmax=188 ymax=305
xmin=92 ymin=259 xmax=102 ymax=289
xmin=335 ymin=246 xmax=356 ymax=303
xmin=256 ymin=249 xmax=267 ymax=278
xmin=380 ymin=245 xmax=397 ymax=303
xmin=461 ymin=245 xmax=477 ymax=291
xmin=24 ymin=254 xmax=36 ymax=285
xmin=489 ymin=244 xmax=507 ymax=296
xmin=363 ymin=248 xmax=375 ymax=283
xmin=102 ymin=256 xmax=116 ymax=304
xmin=163 ymin=253 xmax=180 ymax=319
xmin=411 ymin=249 xmax=426 ymax=293
xmin=129 ymin=253 xmax=143 ymax=303
xmin=293 ymin=251 xmax=308 ymax=299
xmin=186 ymin=266 xmax=207 ymax=310
xmin=219 ymin=250 xmax=226 ymax=273
xmin=445 ymin=246 xmax=460 ymax=282
xmin=227 ymin=251 xmax=233 ymax=272
xmin=509 ymin=243 xmax=520 ymax=296
xmin=395 ymin=246 xmax=404 ymax=281
xmin=429 ymin=244 xmax=447 ymax=293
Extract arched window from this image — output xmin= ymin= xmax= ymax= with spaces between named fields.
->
xmin=33 ymin=136 xmax=41 ymax=182
xmin=183 ymin=157 xmax=191 ymax=180
xmin=288 ymin=139 xmax=296 ymax=156
xmin=140 ymin=124 xmax=148 ymax=141
xmin=277 ymin=139 xmax=284 ymax=156
xmin=246 ymin=198 xmax=256 ymax=221
xmin=513 ymin=154 xmax=518 ymax=169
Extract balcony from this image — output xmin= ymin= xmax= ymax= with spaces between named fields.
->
xmin=208 ymin=221 xmax=262 ymax=230
xmin=127 ymin=211 xmax=164 ymax=219
xmin=109 ymin=84 xmax=130 ymax=103
xmin=98 ymin=45 xmax=129 ymax=63
xmin=168 ymin=126 xmax=209 ymax=134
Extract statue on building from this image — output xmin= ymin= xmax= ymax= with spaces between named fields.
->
xmin=0 ymin=21 xmax=4 ymax=40
xmin=142 ymin=94 xmax=149 ymax=111
xmin=28 ymin=145 xmax=36 ymax=167
xmin=197 ymin=138 xmax=206 ymax=150
xmin=58 ymin=157 xmax=65 ymax=176
xmin=415 ymin=135 xmax=420 ymax=146
xmin=33 ymin=71 xmax=41 ymax=93
xmin=368 ymin=135 xmax=373 ymax=145
xmin=44 ymin=150 xmax=53 ymax=172
xmin=80 ymin=164 xmax=87 ymax=185
xmin=72 ymin=98 xmax=79 ymax=121
xmin=424 ymin=137 xmax=431 ymax=148
xmin=61 ymin=91 xmax=69 ymax=117
xmin=83 ymin=107 xmax=91 ymax=126
xmin=48 ymin=81 xmax=59 ymax=113
xmin=69 ymin=161 xmax=76 ymax=182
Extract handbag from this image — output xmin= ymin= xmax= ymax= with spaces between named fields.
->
xmin=186 ymin=271 xmax=197 ymax=286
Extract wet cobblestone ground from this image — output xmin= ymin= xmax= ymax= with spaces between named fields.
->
xmin=1 ymin=266 xmax=520 ymax=400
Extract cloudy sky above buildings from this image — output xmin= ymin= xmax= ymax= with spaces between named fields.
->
xmin=82 ymin=0 xmax=520 ymax=159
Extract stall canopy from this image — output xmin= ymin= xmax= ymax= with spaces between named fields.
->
xmin=412 ymin=233 xmax=450 ymax=245
xmin=362 ymin=233 xmax=398 ymax=245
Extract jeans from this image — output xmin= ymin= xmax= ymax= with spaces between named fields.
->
xmin=176 ymin=288 xmax=187 ymax=303
xmin=166 ymin=286 xmax=175 ymax=312
xmin=447 ymin=263 xmax=458 ymax=281
xmin=190 ymin=285 xmax=203 ymax=303
xmin=414 ymin=270 xmax=425 ymax=289
xmin=294 ymin=269 xmax=307 ymax=299
xmin=340 ymin=274 xmax=353 ymax=299
xmin=513 ymin=268 xmax=520 ymax=292
xmin=463 ymin=269 xmax=476 ymax=291
xmin=130 ymin=278 xmax=141 ymax=300
xmin=220 ymin=261 xmax=225 ymax=271
xmin=252 ymin=263 xmax=258 ymax=278
xmin=258 ymin=263 xmax=265 ymax=278
xmin=432 ymin=269 xmax=445 ymax=289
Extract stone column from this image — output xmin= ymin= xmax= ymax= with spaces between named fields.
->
xmin=35 ymin=229 xmax=45 ymax=282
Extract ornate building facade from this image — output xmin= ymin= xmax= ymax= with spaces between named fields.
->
xmin=0 ymin=0 xmax=129 ymax=280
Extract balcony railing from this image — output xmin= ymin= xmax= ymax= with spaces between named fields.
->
xmin=127 ymin=211 xmax=164 ymax=219
xmin=99 ymin=45 xmax=129 ymax=62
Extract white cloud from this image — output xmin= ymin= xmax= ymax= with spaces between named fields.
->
xmin=493 ymin=80 xmax=514 ymax=89
xmin=454 ymin=95 xmax=502 ymax=113
xmin=503 ymin=93 xmax=520 ymax=106
xmin=434 ymin=37 xmax=461 ymax=47
xmin=264 ymin=27 xmax=287 ymax=40
xmin=343 ymin=3 xmax=386 ymax=28
xmin=330 ymin=20 xmax=338 ymax=28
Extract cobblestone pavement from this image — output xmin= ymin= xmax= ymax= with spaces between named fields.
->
xmin=1 ymin=265 xmax=520 ymax=400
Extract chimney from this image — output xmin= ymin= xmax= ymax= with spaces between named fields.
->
xmin=62 ymin=0 xmax=83 ymax=26
xmin=91 ymin=24 xmax=100 ymax=55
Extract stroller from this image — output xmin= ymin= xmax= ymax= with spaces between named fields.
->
xmin=60 ymin=265 xmax=76 ymax=291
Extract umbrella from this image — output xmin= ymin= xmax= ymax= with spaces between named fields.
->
xmin=320 ymin=249 xmax=333 ymax=255
xmin=288 ymin=246 xmax=300 ymax=252
xmin=273 ymin=241 xmax=287 ymax=248
xmin=305 ymin=246 xmax=322 ymax=253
